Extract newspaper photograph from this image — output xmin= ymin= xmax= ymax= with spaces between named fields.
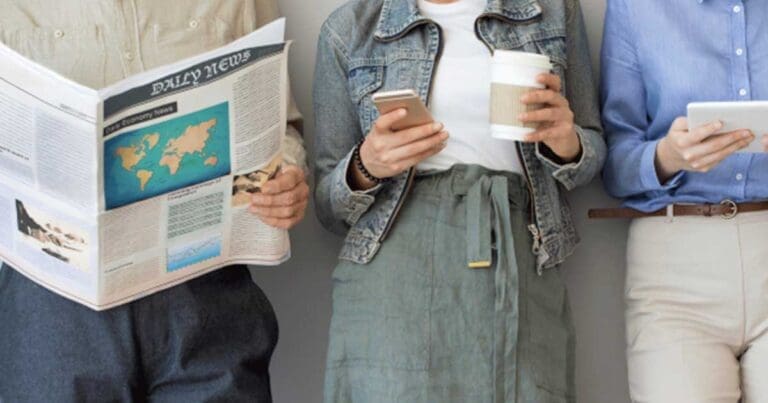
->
xmin=0 ymin=19 xmax=292 ymax=310
xmin=15 ymin=199 xmax=91 ymax=272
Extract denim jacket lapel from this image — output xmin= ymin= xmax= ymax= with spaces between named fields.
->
xmin=484 ymin=0 xmax=543 ymax=21
xmin=374 ymin=0 xmax=425 ymax=41
xmin=375 ymin=0 xmax=543 ymax=41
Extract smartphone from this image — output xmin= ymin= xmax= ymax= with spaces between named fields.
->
xmin=372 ymin=89 xmax=434 ymax=131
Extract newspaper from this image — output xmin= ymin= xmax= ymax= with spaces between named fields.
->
xmin=0 ymin=19 xmax=292 ymax=311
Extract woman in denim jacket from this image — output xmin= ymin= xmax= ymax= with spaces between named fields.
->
xmin=313 ymin=0 xmax=604 ymax=401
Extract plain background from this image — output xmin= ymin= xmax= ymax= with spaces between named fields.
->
xmin=250 ymin=0 xmax=631 ymax=402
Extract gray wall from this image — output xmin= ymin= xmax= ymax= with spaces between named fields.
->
xmin=251 ymin=1 xmax=630 ymax=402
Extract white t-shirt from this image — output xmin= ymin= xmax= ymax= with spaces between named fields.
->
xmin=416 ymin=0 xmax=523 ymax=174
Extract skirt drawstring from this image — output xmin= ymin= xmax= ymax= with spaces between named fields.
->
xmin=466 ymin=175 xmax=521 ymax=403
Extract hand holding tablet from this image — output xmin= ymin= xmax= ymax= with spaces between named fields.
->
xmin=655 ymin=117 xmax=754 ymax=181
xmin=687 ymin=101 xmax=768 ymax=153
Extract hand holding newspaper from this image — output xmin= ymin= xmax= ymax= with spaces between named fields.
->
xmin=0 ymin=19 xmax=292 ymax=310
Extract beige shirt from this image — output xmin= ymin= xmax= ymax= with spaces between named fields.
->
xmin=0 ymin=0 xmax=306 ymax=168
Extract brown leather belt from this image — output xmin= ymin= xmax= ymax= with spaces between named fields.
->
xmin=588 ymin=200 xmax=768 ymax=220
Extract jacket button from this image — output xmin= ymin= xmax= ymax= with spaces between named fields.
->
xmin=54 ymin=30 xmax=64 ymax=39
xmin=189 ymin=19 xmax=200 ymax=29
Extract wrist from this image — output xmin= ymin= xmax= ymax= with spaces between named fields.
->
xmin=654 ymin=138 xmax=680 ymax=182
xmin=348 ymin=164 xmax=377 ymax=191
xmin=547 ymin=130 xmax=582 ymax=162
xmin=348 ymin=142 xmax=385 ymax=191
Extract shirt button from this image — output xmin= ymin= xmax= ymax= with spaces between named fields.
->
xmin=189 ymin=19 xmax=200 ymax=29
xmin=736 ymin=48 xmax=744 ymax=56
xmin=739 ymin=88 xmax=748 ymax=97
xmin=736 ymin=173 xmax=744 ymax=181
xmin=733 ymin=5 xmax=742 ymax=13
xmin=124 ymin=51 xmax=134 ymax=61
xmin=53 ymin=30 xmax=64 ymax=39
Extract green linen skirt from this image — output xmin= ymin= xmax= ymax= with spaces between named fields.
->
xmin=324 ymin=165 xmax=575 ymax=403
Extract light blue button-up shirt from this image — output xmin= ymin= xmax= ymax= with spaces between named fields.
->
xmin=601 ymin=0 xmax=768 ymax=211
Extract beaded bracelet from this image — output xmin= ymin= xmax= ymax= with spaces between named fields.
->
xmin=353 ymin=141 xmax=389 ymax=185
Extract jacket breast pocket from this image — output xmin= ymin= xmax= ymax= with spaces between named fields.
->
xmin=0 ymin=26 xmax=108 ymax=89
xmin=147 ymin=17 xmax=235 ymax=68
xmin=347 ymin=64 xmax=384 ymax=135
xmin=522 ymin=33 xmax=568 ymax=91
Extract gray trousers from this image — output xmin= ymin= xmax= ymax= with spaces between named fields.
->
xmin=0 ymin=264 xmax=278 ymax=403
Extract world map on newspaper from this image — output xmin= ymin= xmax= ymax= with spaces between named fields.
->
xmin=104 ymin=102 xmax=231 ymax=210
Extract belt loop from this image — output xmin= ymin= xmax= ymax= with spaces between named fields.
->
xmin=665 ymin=205 xmax=674 ymax=223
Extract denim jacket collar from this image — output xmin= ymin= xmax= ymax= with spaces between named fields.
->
xmin=374 ymin=0 xmax=543 ymax=40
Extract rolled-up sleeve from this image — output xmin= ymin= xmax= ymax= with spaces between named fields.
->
xmin=601 ymin=0 xmax=682 ymax=199
xmin=282 ymin=87 xmax=307 ymax=172
xmin=538 ymin=0 xmax=606 ymax=191
xmin=313 ymin=24 xmax=381 ymax=235
xmin=252 ymin=0 xmax=307 ymax=171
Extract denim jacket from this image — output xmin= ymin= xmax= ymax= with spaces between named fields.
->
xmin=313 ymin=0 xmax=605 ymax=271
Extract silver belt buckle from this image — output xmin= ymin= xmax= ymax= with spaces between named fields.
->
xmin=720 ymin=199 xmax=738 ymax=220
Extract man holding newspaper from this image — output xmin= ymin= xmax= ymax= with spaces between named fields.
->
xmin=0 ymin=1 xmax=308 ymax=402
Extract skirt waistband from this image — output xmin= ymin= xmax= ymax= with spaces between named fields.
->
xmin=414 ymin=165 xmax=529 ymax=205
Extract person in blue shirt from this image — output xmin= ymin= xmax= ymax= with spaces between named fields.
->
xmin=600 ymin=0 xmax=768 ymax=401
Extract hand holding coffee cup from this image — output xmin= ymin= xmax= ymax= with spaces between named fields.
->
xmin=490 ymin=50 xmax=581 ymax=161
xmin=519 ymin=73 xmax=581 ymax=161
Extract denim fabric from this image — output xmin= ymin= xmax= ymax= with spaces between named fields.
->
xmin=601 ymin=0 xmax=768 ymax=212
xmin=0 ymin=264 xmax=278 ymax=403
xmin=324 ymin=165 xmax=575 ymax=402
xmin=313 ymin=0 xmax=605 ymax=271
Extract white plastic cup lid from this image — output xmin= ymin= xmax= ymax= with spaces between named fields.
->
xmin=492 ymin=50 xmax=552 ymax=70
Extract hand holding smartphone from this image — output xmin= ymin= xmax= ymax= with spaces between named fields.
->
xmin=372 ymin=89 xmax=434 ymax=131
xmin=349 ymin=89 xmax=447 ymax=191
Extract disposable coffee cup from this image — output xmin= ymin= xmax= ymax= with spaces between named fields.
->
xmin=490 ymin=50 xmax=553 ymax=141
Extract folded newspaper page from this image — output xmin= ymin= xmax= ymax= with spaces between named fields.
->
xmin=0 ymin=19 xmax=292 ymax=310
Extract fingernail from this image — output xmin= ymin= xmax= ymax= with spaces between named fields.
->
xmin=433 ymin=122 xmax=444 ymax=131
xmin=519 ymin=113 xmax=528 ymax=121
xmin=714 ymin=121 xmax=723 ymax=129
xmin=398 ymin=109 xmax=407 ymax=116
xmin=743 ymin=131 xmax=753 ymax=138
xmin=520 ymin=95 xmax=529 ymax=102
xmin=440 ymin=131 xmax=449 ymax=139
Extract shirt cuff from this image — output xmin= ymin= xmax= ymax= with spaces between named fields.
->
xmin=282 ymin=125 xmax=308 ymax=173
xmin=639 ymin=139 xmax=684 ymax=191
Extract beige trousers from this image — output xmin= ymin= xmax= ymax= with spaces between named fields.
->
xmin=626 ymin=212 xmax=768 ymax=403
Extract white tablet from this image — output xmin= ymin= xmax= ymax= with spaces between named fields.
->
xmin=687 ymin=101 xmax=768 ymax=153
